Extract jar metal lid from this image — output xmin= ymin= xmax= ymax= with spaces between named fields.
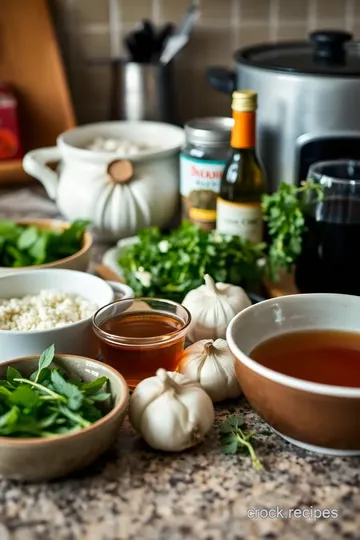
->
xmin=184 ymin=117 xmax=233 ymax=145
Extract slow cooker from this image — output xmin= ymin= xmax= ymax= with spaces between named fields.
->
xmin=207 ymin=30 xmax=360 ymax=191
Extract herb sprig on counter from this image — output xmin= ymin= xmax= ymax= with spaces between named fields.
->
xmin=262 ymin=180 xmax=324 ymax=281
xmin=0 ymin=345 xmax=111 ymax=438
xmin=118 ymin=222 xmax=267 ymax=302
xmin=219 ymin=416 xmax=265 ymax=471
xmin=0 ymin=219 xmax=90 ymax=268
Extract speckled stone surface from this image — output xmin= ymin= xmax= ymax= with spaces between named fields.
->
xmin=0 ymin=186 xmax=359 ymax=540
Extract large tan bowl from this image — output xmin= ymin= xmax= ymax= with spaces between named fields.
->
xmin=0 ymin=355 xmax=128 ymax=481
xmin=227 ymin=293 xmax=360 ymax=456
xmin=0 ymin=219 xmax=92 ymax=276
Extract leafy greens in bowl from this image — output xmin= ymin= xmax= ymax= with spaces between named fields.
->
xmin=0 ymin=219 xmax=90 ymax=269
xmin=0 ymin=345 xmax=129 ymax=481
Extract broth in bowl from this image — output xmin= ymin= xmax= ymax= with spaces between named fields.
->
xmin=226 ymin=293 xmax=360 ymax=455
xmin=250 ymin=329 xmax=360 ymax=387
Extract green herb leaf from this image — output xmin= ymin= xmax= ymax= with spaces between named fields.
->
xmin=220 ymin=416 xmax=245 ymax=432
xmin=0 ymin=407 xmax=18 ymax=428
xmin=30 ymin=367 xmax=51 ymax=384
xmin=0 ymin=386 xmax=12 ymax=399
xmin=37 ymin=412 xmax=59 ymax=429
xmin=17 ymin=226 xmax=39 ymax=250
xmin=58 ymin=405 xmax=91 ymax=428
xmin=6 ymin=366 xmax=23 ymax=386
xmin=33 ymin=344 xmax=55 ymax=383
xmin=90 ymin=392 xmax=111 ymax=402
xmin=9 ymin=385 xmax=39 ymax=408
xmin=50 ymin=371 xmax=83 ymax=411
xmin=262 ymin=180 xmax=324 ymax=281
xmin=221 ymin=440 xmax=239 ymax=455
xmin=80 ymin=376 xmax=108 ymax=395
xmin=219 ymin=416 xmax=265 ymax=471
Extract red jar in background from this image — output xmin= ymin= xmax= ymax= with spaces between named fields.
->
xmin=0 ymin=84 xmax=23 ymax=160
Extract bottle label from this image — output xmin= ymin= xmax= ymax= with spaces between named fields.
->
xmin=216 ymin=197 xmax=263 ymax=243
xmin=180 ymin=153 xmax=226 ymax=230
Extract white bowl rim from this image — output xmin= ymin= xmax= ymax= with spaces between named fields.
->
xmin=227 ymin=292 xmax=360 ymax=398
xmin=58 ymin=120 xmax=185 ymax=162
xmin=0 ymin=354 xmax=129 ymax=446
xmin=0 ymin=268 xmax=117 ymax=335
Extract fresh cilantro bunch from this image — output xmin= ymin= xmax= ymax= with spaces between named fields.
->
xmin=0 ymin=345 xmax=111 ymax=438
xmin=118 ymin=222 xmax=267 ymax=302
xmin=0 ymin=219 xmax=90 ymax=267
xmin=262 ymin=180 xmax=324 ymax=281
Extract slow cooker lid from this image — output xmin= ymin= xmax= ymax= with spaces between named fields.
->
xmin=236 ymin=30 xmax=360 ymax=76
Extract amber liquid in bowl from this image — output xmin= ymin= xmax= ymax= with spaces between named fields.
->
xmin=250 ymin=329 xmax=360 ymax=387
xmin=99 ymin=311 xmax=185 ymax=388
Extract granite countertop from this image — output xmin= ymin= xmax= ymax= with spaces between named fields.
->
xmin=0 ymin=186 xmax=359 ymax=540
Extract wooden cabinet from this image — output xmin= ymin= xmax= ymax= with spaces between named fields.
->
xmin=0 ymin=0 xmax=75 ymax=184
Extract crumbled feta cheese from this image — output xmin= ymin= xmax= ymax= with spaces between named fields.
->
xmin=158 ymin=240 xmax=169 ymax=253
xmin=0 ymin=290 xmax=98 ymax=331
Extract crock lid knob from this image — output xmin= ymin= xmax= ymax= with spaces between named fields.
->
xmin=310 ymin=30 xmax=353 ymax=64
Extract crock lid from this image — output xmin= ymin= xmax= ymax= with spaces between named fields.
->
xmin=235 ymin=30 xmax=360 ymax=77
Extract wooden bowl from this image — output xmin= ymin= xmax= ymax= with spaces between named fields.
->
xmin=0 ymin=354 xmax=128 ymax=481
xmin=0 ymin=219 xmax=92 ymax=276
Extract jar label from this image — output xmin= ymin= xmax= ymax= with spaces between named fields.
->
xmin=216 ymin=198 xmax=263 ymax=243
xmin=180 ymin=153 xmax=226 ymax=230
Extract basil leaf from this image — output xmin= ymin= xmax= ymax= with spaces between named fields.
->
xmin=9 ymin=386 xmax=39 ymax=408
xmin=17 ymin=226 xmax=39 ymax=250
xmin=6 ymin=366 xmax=22 ymax=386
xmin=50 ymin=371 xmax=83 ymax=411
xmin=38 ymin=344 xmax=55 ymax=372
xmin=80 ymin=376 xmax=108 ymax=395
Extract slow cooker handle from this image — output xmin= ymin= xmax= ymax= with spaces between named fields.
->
xmin=310 ymin=30 xmax=352 ymax=64
xmin=206 ymin=67 xmax=236 ymax=94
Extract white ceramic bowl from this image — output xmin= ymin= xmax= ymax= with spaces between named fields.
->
xmin=0 ymin=269 xmax=133 ymax=363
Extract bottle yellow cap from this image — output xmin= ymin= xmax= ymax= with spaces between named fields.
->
xmin=231 ymin=90 xmax=257 ymax=112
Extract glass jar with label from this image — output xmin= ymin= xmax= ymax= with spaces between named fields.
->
xmin=180 ymin=117 xmax=233 ymax=231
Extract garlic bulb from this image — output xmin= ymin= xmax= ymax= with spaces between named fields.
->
xmin=178 ymin=339 xmax=241 ymax=402
xmin=129 ymin=368 xmax=214 ymax=452
xmin=182 ymin=274 xmax=251 ymax=341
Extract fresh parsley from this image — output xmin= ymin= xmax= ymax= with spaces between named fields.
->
xmin=0 ymin=219 xmax=90 ymax=268
xmin=118 ymin=222 xmax=267 ymax=302
xmin=262 ymin=180 xmax=324 ymax=281
xmin=0 ymin=345 xmax=111 ymax=438
xmin=219 ymin=416 xmax=264 ymax=471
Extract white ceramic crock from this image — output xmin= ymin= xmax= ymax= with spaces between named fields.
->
xmin=0 ymin=269 xmax=133 ymax=363
xmin=22 ymin=121 xmax=185 ymax=239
